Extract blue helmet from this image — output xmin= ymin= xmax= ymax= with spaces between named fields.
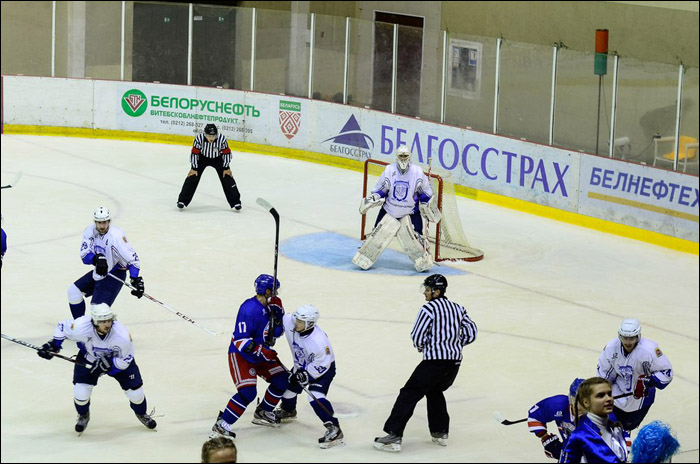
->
xmin=569 ymin=378 xmax=585 ymax=397
xmin=254 ymin=274 xmax=280 ymax=295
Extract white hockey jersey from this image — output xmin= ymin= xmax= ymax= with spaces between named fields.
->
xmin=80 ymin=224 xmax=140 ymax=279
xmin=597 ymin=337 xmax=673 ymax=412
xmin=372 ymin=163 xmax=432 ymax=219
xmin=282 ymin=314 xmax=335 ymax=379
xmin=53 ymin=315 xmax=135 ymax=370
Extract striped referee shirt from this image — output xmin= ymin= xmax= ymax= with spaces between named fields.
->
xmin=190 ymin=133 xmax=232 ymax=169
xmin=410 ymin=296 xmax=477 ymax=361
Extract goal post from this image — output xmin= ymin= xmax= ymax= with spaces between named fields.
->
xmin=360 ymin=159 xmax=484 ymax=262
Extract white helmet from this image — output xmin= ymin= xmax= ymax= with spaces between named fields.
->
xmin=91 ymin=303 xmax=115 ymax=323
xmin=396 ymin=145 xmax=411 ymax=173
xmin=618 ymin=318 xmax=641 ymax=338
xmin=93 ymin=206 xmax=111 ymax=222
xmin=293 ymin=304 xmax=320 ymax=332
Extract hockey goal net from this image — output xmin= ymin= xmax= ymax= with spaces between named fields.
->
xmin=360 ymin=159 xmax=484 ymax=262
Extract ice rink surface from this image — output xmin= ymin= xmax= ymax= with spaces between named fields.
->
xmin=1 ymin=134 xmax=698 ymax=463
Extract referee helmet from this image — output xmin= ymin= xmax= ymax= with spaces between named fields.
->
xmin=423 ymin=274 xmax=448 ymax=294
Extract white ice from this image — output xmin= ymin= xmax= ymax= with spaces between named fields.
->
xmin=1 ymin=134 xmax=698 ymax=463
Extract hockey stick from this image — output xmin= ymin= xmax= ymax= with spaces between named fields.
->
xmin=256 ymin=197 xmax=280 ymax=347
xmin=107 ymin=274 xmax=217 ymax=336
xmin=1 ymin=171 xmax=23 ymax=189
xmin=276 ymin=359 xmax=336 ymax=419
xmin=1 ymin=333 xmax=92 ymax=368
xmin=493 ymin=392 xmax=636 ymax=426
xmin=422 ymin=157 xmax=433 ymax=255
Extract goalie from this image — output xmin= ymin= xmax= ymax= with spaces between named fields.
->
xmin=353 ymin=145 xmax=441 ymax=272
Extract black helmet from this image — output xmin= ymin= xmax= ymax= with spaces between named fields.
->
xmin=204 ymin=124 xmax=218 ymax=136
xmin=423 ymin=274 xmax=447 ymax=292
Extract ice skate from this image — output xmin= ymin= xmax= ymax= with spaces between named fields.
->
xmin=251 ymin=406 xmax=280 ymax=428
xmin=135 ymin=410 xmax=157 ymax=430
xmin=373 ymin=432 xmax=402 ymax=452
xmin=75 ymin=413 xmax=90 ymax=435
xmin=431 ymin=432 xmax=448 ymax=446
xmin=274 ymin=407 xmax=297 ymax=423
xmin=210 ymin=411 xmax=236 ymax=439
xmin=319 ymin=421 xmax=344 ymax=449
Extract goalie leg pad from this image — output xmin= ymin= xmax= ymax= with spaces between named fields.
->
xmin=397 ymin=216 xmax=434 ymax=272
xmin=352 ymin=214 xmax=400 ymax=270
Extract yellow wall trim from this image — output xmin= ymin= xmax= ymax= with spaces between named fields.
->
xmin=5 ymin=124 xmax=698 ymax=255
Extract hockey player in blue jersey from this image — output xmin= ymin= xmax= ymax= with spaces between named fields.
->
xmin=67 ymin=207 xmax=144 ymax=318
xmin=210 ymin=274 xmax=288 ymax=439
xmin=528 ymin=378 xmax=585 ymax=460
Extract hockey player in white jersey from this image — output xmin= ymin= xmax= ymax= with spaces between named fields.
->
xmin=597 ymin=318 xmax=673 ymax=431
xmin=354 ymin=145 xmax=440 ymax=272
xmin=36 ymin=303 xmax=157 ymax=434
xmin=67 ymin=206 xmax=144 ymax=318
xmin=273 ymin=304 xmax=344 ymax=448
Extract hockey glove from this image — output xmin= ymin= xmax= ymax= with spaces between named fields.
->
xmin=289 ymin=368 xmax=310 ymax=387
xmin=541 ymin=433 xmax=562 ymax=460
xmin=92 ymin=253 xmax=109 ymax=276
xmin=252 ymin=344 xmax=277 ymax=362
xmin=130 ymin=276 xmax=145 ymax=298
xmin=268 ymin=296 xmax=284 ymax=323
xmin=634 ymin=375 xmax=655 ymax=399
xmin=90 ymin=356 xmax=111 ymax=377
xmin=37 ymin=339 xmax=63 ymax=360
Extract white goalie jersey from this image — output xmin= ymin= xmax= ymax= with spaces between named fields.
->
xmin=372 ymin=163 xmax=432 ymax=219
xmin=282 ymin=314 xmax=335 ymax=379
xmin=53 ymin=315 xmax=135 ymax=370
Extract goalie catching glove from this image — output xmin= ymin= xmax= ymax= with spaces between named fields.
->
xmin=418 ymin=198 xmax=441 ymax=223
xmin=541 ymin=433 xmax=562 ymax=460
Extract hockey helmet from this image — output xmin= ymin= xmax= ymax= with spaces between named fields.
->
xmin=396 ymin=145 xmax=411 ymax=172
xmin=618 ymin=318 xmax=641 ymax=338
xmin=254 ymin=274 xmax=281 ymax=295
xmin=569 ymin=378 xmax=585 ymax=398
xmin=293 ymin=304 xmax=320 ymax=332
xmin=204 ymin=123 xmax=218 ymax=136
xmin=93 ymin=206 xmax=111 ymax=222
xmin=423 ymin=273 xmax=448 ymax=293
xmin=91 ymin=303 xmax=115 ymax=323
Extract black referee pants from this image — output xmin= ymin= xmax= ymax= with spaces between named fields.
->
xmin=383 ymin=359 xmax=461 ymax=437
xmin=177 ymin=156 xmax=241 ymax=208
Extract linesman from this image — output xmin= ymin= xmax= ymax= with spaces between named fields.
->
xmin=177 ymin=123 xmax=242 ymax=211
xmin=373 ymin=273 xmax=477 ymax=452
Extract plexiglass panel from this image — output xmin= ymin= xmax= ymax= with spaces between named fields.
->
xmin=0 ymin=1 xmax=53 ymax=76
xmin=443 ymin=33 xmax=496 ymax=133
xmin=498 ymin=40 xmax=552 ymax=145
xmin=615 ymin=57 xmax=678 ymax=166
xmin=311 ymin=14 xmax=346 ymax=103
xmin=553 ymin=48 xmax=614 ymax=155
xmin=346 ymin=18 xmax=377 ymax=110
xmin=191 ymin=4 xmax=238 ymax=89
xmin=680 ymin=66 xmax=699 ymax=174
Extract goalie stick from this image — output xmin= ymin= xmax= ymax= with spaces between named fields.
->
xmin=1 ymin=171 xmax=23 ymax=189
xmin=256 ymin=197 xmax=280 ymax=347
xmin=493 ymin=392 xmax=635 ymax=426
xmin=1 ymin=333 xmax=92 ymax=368
xmin=107 ymin=274 xmax=217 ymax=336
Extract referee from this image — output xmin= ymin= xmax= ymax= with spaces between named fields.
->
xmin=177 ymin=123 xmax=242 ymax=211
xmin=373 ymin=274 xmax=477 ymax=452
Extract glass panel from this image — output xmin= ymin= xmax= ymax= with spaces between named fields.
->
xmin=84 ymin=2 xmax=122 ymax=80
xmin=191 ymin=4 xmax=242 ymax=89
xmin=311 ymin=14 xmax=346 ymax=103
xmin=554 ymin=48 xmax=614 ymax=155
xmin=255 ymin=9 xmax=306 ymax=97
xmin=131 ymin=2 xmax=188 ymax=85
xmin=616 ymin=57 xmax=678 ymax=167
xmin=413 ymin=26 xmax=443 ymax=122
xmin=498 ymin=40 xmax=552 ymax=145
xmin=443 ymin=33 xmax=496 ymax=133
xmin=394 ymin=23 xmax=423 ymax=118
xmin=1 ymin=1 xmax=52 ymax=76
xmin=369 ymin=20 xmax=394 ymax=112
xmin=680 ymin=66 xmax=699 ymax=174
xmin=346 ymin=17 xmax=377 ymax=110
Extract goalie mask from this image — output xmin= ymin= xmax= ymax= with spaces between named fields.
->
xmin=396 ymin=145 xmax=412 ymax=173
xmin=292 ymin=304 xmax=319 ymax=332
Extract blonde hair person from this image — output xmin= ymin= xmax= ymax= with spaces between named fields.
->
xmin=201 ymin=436 xmax=237 ymax=463
xmin=559 ymin=377 xmax=630 ymax=463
